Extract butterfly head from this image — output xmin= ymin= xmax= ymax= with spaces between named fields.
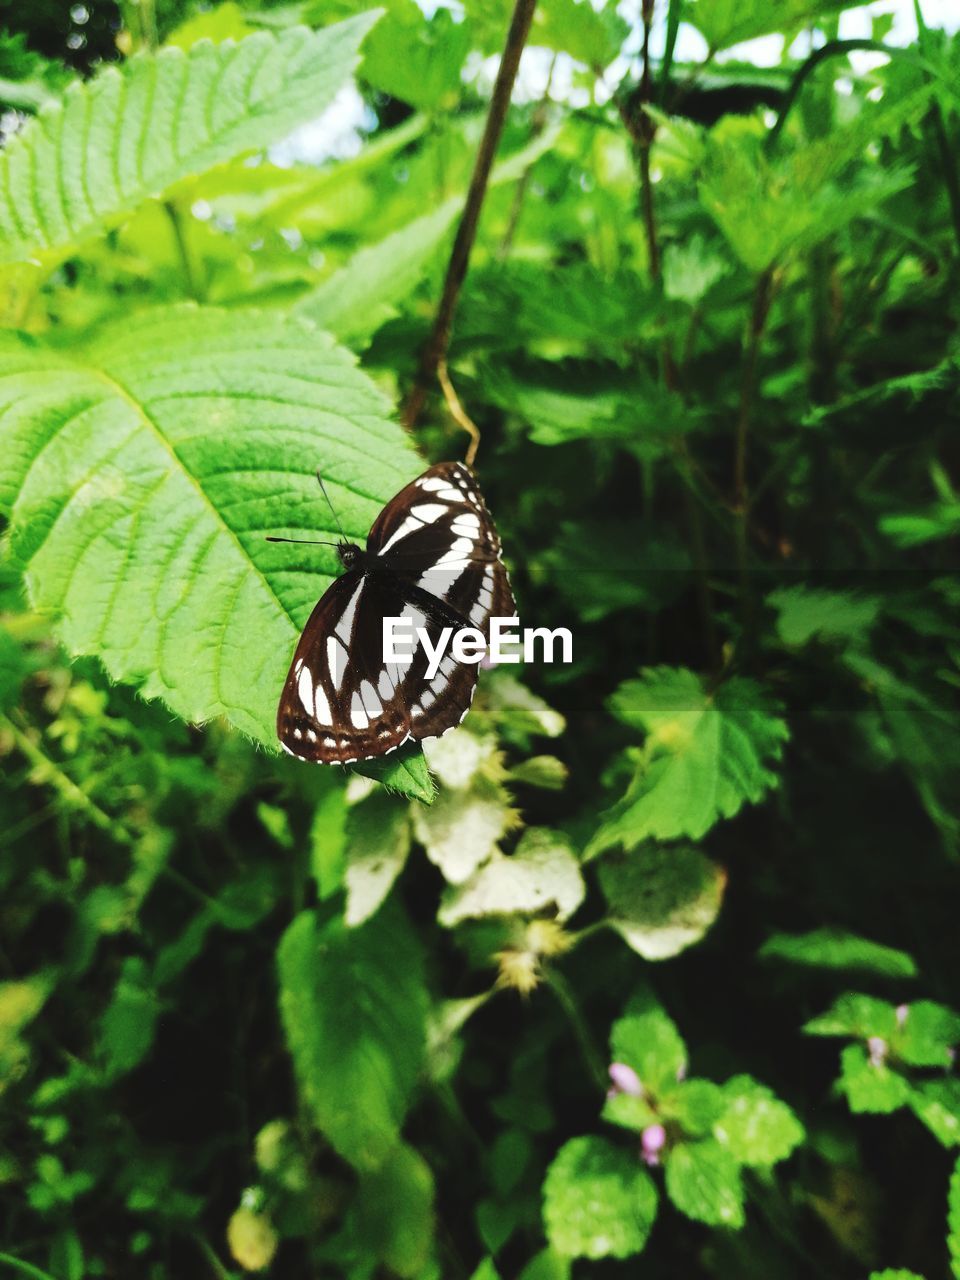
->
xmin=337 ymin=541 xmax=363 ymax=570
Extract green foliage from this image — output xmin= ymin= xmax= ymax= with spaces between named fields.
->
xmin=276 ymin=904 xmax=428 ymax=1170
xmin=542 ymin=1136 xmax=658 ymax=1260
xmin=598 ymin=843 xmax=726 ymax=959
xmin=0 ymin=17 xmax=376 ymax=264
xmin=588 ymin=668 xmax=788 ymax=852
xmin=1 ymin=0 xmax=959 ymax=1274
xmin=759 ymin=928 xmax=919 ymax=978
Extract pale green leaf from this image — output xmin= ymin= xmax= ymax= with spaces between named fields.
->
xmin=837 ymin=1044 xmax=910 ymax=1114
xmin=0 ymin=973 xmax=52 ymax=1094
xmin=414 ymin=776 xmax=518 ymax=885
xmin=531 ymin=0 xmax=628 ymax=67
xmin=276 ymin=903 xmax=428 ymax=1171
xmin=714 ymin=1075 xmax=804 ymax=1167
xmin=362 ymin=0 xmax=470 ymax=110
xmin=598 ymin=844 xmax=725 ymax=960
xmin=295 ymin=196 xmax=461 ymax=345
xmin=661 ymin=1079 xmax=726 ymax=1137
xmin=0 ymin=16 xmax=377 ymax=265
xmin=587 ymin=668 xmax=788 ymax=854
xmin=486 ymin=674 xmax=565 ymax=739
xmin=662 ymin=234 xmax=729 ymax=304
xmin=758 ymin=928 xmax=918 ymax=979
xmin=869 ymin=1271 xmax=927 ymax=1280
xmin=610 ymin=1007 xmax=686 ymax=1097
xmin=354 ymin=1141 xmax=435 ymax=1278
xmin=895 ymin=1001 xmax=960 ymax=1068
xmin=421 ymin=728 xmax=499 ymax=790
xmin=803 ymin=994 xmax=899 ymax=1039
xmin=543 ymin=1135 xmax=658 ymax=1260
xmin=664 ymin=1139 xmax=744 ymax=1228
xmin=507 ymin=755 xmax=569 ymax=791
xmin=686 ymin=0 xmax=858 ymax=52
xmin=0 ymin=304 xmax=434 ymax=799
xmin=908 ymin=1079 xmax=960 ymax=1148
xmin=438 ymin=828 xmax=584 ymax=927
xmin=344 ymin=792 xmax=411 ymax=926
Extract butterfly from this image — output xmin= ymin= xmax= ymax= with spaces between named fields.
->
xmin=274 ymin=461 xmax=515 ymax=764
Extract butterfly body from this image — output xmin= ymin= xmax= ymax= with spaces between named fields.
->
xmin=276 ymin=462 xmax=514 ymax=765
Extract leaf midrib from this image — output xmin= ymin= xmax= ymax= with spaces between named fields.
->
xmin=87 ymin=359 xmax=300 ymax=640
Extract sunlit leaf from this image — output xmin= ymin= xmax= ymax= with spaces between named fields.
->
xmin=0 ymin=16 xmax=377 ymax=265
xmin=276 ymin=903 xmax=428 ymax=1170
xmin=587 ymin=668 xmax=788 ymax=854
xmin=0 ymin=304 xmax=433 ymax=799
xmin=543 ymin=1135 xmax=658 ymax=1260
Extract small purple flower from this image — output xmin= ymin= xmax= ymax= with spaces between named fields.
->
xmin=641 ymin=1124 xmax=667 ymax=1166
xmin=608 ymin=1063 xmax=643 ymax=1097
xmin=896 ymin=1004 xmax=909 ymax=1028
xmin=867 ymin=1035 xmax=887 ymax=1067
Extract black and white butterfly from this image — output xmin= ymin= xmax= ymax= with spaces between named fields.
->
xmin=274 ymin=462 xmax=515 ymax=764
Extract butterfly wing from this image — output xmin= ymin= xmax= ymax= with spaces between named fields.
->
xmin=367 ymin=460 xmax=516 ymax=739
xmin=277 ymin=461 xmax=515 ymax=763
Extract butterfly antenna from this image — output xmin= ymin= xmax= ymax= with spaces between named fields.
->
xmin=265 ymin=536 xmax=340 ymax=547
xmin=316 ymin=471 xmax=348 ymax=541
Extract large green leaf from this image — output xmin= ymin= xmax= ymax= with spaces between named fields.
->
xmin=587 ymin=668 xmax=788 ymax=854
xmin=0 ymin=15 xmax=377 ymax=266
xmin=0 ymin=304 xmax=435 ymax=798
xmin=276 ymin=904 xmax=428 ymax=1171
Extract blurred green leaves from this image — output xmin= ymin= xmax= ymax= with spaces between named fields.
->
xmin=0 ymin=16 xmax=377 ymax=265
xmin=277 ymin=903 xmax=429 ymax=1171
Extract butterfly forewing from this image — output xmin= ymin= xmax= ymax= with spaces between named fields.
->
xmin=277 ymin=462 xmax=514 ymax=764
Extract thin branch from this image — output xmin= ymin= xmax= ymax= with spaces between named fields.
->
xmin=437 ymin=359 xmax=481 ymax=467
xmin=403 ymin=0 xmax=538 ymax=433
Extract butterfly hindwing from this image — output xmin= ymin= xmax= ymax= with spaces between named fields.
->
xmin=277 ymin=461 xmax=515 ymax=764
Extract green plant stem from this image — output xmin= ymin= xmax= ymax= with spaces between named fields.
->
xmin=140 ymin=0 xmax=159 ymax=50
xmin=164 ymin=200 xmax=205 ymax=301
xmin=403 ymin=0 xmax=538 ymax=431
xmin=0 ymin=1254 xmax=59 ymax=1280
xmin=545 ymin=970 xmax=607 ymax=1092
xmin=1 ymin=711 xmax=133 ymax=846
xmin=766 ymin=39 xmax=927 ymax=154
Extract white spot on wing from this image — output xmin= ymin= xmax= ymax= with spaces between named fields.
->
xmin=350 ymin=693 xmax=368 ymax=729
xmin=335 ymin=580 xmax=364 ymax=646
xmin=298 ymin=667 xmax=313 ymax=713
xmin=411 ymin=503 xmax=447 ymax=523
xmin=380 ymin=515 xmax=422 ymax=554
xmin=360 ymin=680 xmax=382 ymax=718
xmin=326 ymin=635 xmax=344 ymax=690
xmin=378 ymin=669 xmax=393 ymax=699
xmin=314 ymin=685 xmax=331 ymax=724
